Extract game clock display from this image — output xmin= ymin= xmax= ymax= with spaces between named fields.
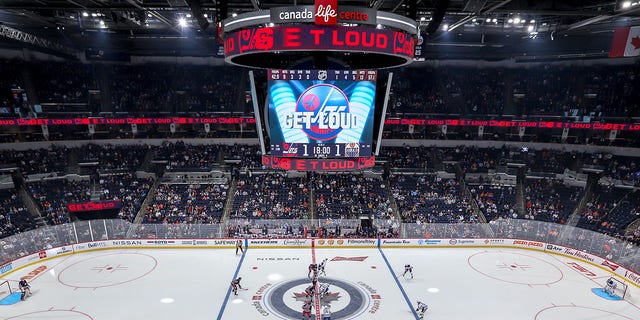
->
xmin=267 ymin=70 xmax=376 ymax=158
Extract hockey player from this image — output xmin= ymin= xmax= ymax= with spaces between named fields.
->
xmin=302 ymin=301 xmax=313 ymax=320
xmin=402 ymin=264 xmax=414 ymax=278
xmin=304 ymin=285 xmax=315 ymax=299
xmin=231 ymin=277 xmax=243 ymax=295
xmin=605 ymin=278 xmax=617 ymax=296
xmin=416 ymin=300 xmax=428 ymax=319
xmin=318 ymin=258 xmax=328 ymax=276
xmin=318 ymin=283 xmax=330 ymax=298
xmin=322 ymin=304 xmax=332 ymax=320
xmin=19 ymin=278 xmax=31 ymax=300
xmin=235 ymin=239 xmax=244 ymax=255
xmin=308 ymin=263 xmax=318 ymax=278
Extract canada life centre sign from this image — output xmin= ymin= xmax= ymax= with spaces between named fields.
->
xmin=270 ymin=0 xmax=377 ymax=26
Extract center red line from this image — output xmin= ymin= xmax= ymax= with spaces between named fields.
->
xmin=311 ymin=239 xmax=321 ymax=319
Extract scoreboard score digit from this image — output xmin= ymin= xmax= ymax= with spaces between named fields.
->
xmin=267 ymin=69 xmax=376 ymax=158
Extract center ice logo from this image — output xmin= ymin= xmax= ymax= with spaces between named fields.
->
xmin=288 ymin=84 xmax=356 ymax=142
xmin=258 ymin=277 xmax=376 ymax=319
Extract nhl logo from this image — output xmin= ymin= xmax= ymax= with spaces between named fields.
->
xmin=318 ymin=70 xmax=327 ymax=80
xmin=344 ymin=143 xmax=360 ymax=157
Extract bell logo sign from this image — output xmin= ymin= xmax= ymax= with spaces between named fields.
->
xmin=315 ymin=0 xmax=338 ymax=25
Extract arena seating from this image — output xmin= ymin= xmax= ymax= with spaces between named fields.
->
xmin=145 ymin=183 xmax=227 ymax=224
xmin=524 ymin=178 xmax=583 ymax=224
xmin=390 ymin=174 xmax=476 ymax=223
xmin=0 ymin=189 xmax=34 ymax=238
xmin=313 ymin=173 xmax=391 ymax=220
xmin=231 ymin=172 xmax=308 ymax=219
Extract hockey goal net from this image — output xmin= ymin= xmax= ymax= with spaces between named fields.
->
xmin=604 ymin=277 xmax=629 ymax=299
xmin=0 ymin=280 xmax=13 ymax=300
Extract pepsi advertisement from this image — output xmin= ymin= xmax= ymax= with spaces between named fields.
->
xmin=267 ymin=69 xmax=376 ymax=158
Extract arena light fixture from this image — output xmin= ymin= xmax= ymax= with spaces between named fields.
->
xmin=527 ymin=25 xmax=534 ymax=32
xmin=82 ymin=12 xmax=88 ymax=17
xmin=622 ymin=1 xmax=631 ymax=8
xmin=178 ymin=17 xmax=187 ymax=27
xmin=442 ymin=23 xmax=449 ymax=31
xmin=513 ymin=17 xmax=520 ymax=24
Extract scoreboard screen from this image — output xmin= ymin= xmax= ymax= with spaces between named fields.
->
xmin=267 ymin=69 xmax=376 ymax=158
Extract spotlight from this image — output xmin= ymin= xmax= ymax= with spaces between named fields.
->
xmin=513 ymin=17 xmax=520 ymax=24
xmin=527 ymin=25 xmax=534 ymax=32
xmin=622 ymin=1 xmax=631 ymax=8
xmin=507 ymin=18 xmax=513 ymax=23
xmin=178 ymin=17 xmax=187 ymax=27
xmin=442 ymin=23 xmax=449 ymax=31
xmin=82 ymin=12 xmax=88 ymax=17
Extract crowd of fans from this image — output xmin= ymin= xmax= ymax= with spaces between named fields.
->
xmin=78 ymin=144 xmax=150 ymax=172
xmin=31 ymin=62 xmax=97 ymax=104
xmin=313 ymin=173 xmax=392 ymax=220
xmin=28 ymin=179 xmax=92 ymax=225
xmin=110 ymin=64 xmax=244 ymax=114
xmin=524 ymin=178 xmax=582 ymax=224
xmin=145 ymin=183 xmax=227 ymax=224
xmin=231 ymin=172 xmax=308 ymax=219
xmin=0 ymin=189 xmax=33 ymax=238
xmin=0 ymin=146 xmax=69 ymax=175
xmin=390 ymin=63 xmax=639 ymax=118
xmin=98 ymin=174 xmax=154 ymax=222
xmin=470 ymin=184 xmax=516 ymax=221
xmin=390 ymin=174 xmax=476 ymax=224
xmin=155 ymin=141 xmax=223 ymax=170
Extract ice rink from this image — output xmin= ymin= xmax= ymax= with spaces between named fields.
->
xmin=1 ymin=246 xmax=639 ymax=320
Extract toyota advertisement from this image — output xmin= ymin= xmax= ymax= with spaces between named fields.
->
xmin=267 ymin=69 xmax=376 ymax=158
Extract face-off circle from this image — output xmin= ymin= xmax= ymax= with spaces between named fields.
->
xmin=262 ymin=277 xmax=371 ymax=319
xmin=296 ymin=84 xmax=349 ymax=141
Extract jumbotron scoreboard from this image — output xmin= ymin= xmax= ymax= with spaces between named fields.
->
xmin=267 ymin=69 xmax=376 ymax=158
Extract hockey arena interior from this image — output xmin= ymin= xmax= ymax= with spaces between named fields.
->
xmin=0 ymin=0 xmax=640 ymax=319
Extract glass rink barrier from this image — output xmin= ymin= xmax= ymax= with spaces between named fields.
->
xmin=0 ymin=218 xmax=638 ymax=275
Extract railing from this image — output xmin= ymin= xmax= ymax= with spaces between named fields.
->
xmin=0 ymin=219 xmax=638 ymax=275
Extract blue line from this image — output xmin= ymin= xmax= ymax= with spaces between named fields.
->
xmin=378 ymin=247 xmax=420 ymax=320
xmin=216 ymin=246 xmax=247 ymax=320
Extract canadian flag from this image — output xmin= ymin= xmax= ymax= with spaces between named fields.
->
xmin=609 ymin=26 xmax=640 ymax=57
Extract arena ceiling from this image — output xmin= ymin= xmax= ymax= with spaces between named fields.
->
xmin=0 ymin=0 xmax=639 ymax=60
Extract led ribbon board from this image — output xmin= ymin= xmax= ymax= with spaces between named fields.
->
xmin=223 ymin=25 xmax=415 ymax=68
xmin=267 ymin=69 xmax=376 ymax=158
